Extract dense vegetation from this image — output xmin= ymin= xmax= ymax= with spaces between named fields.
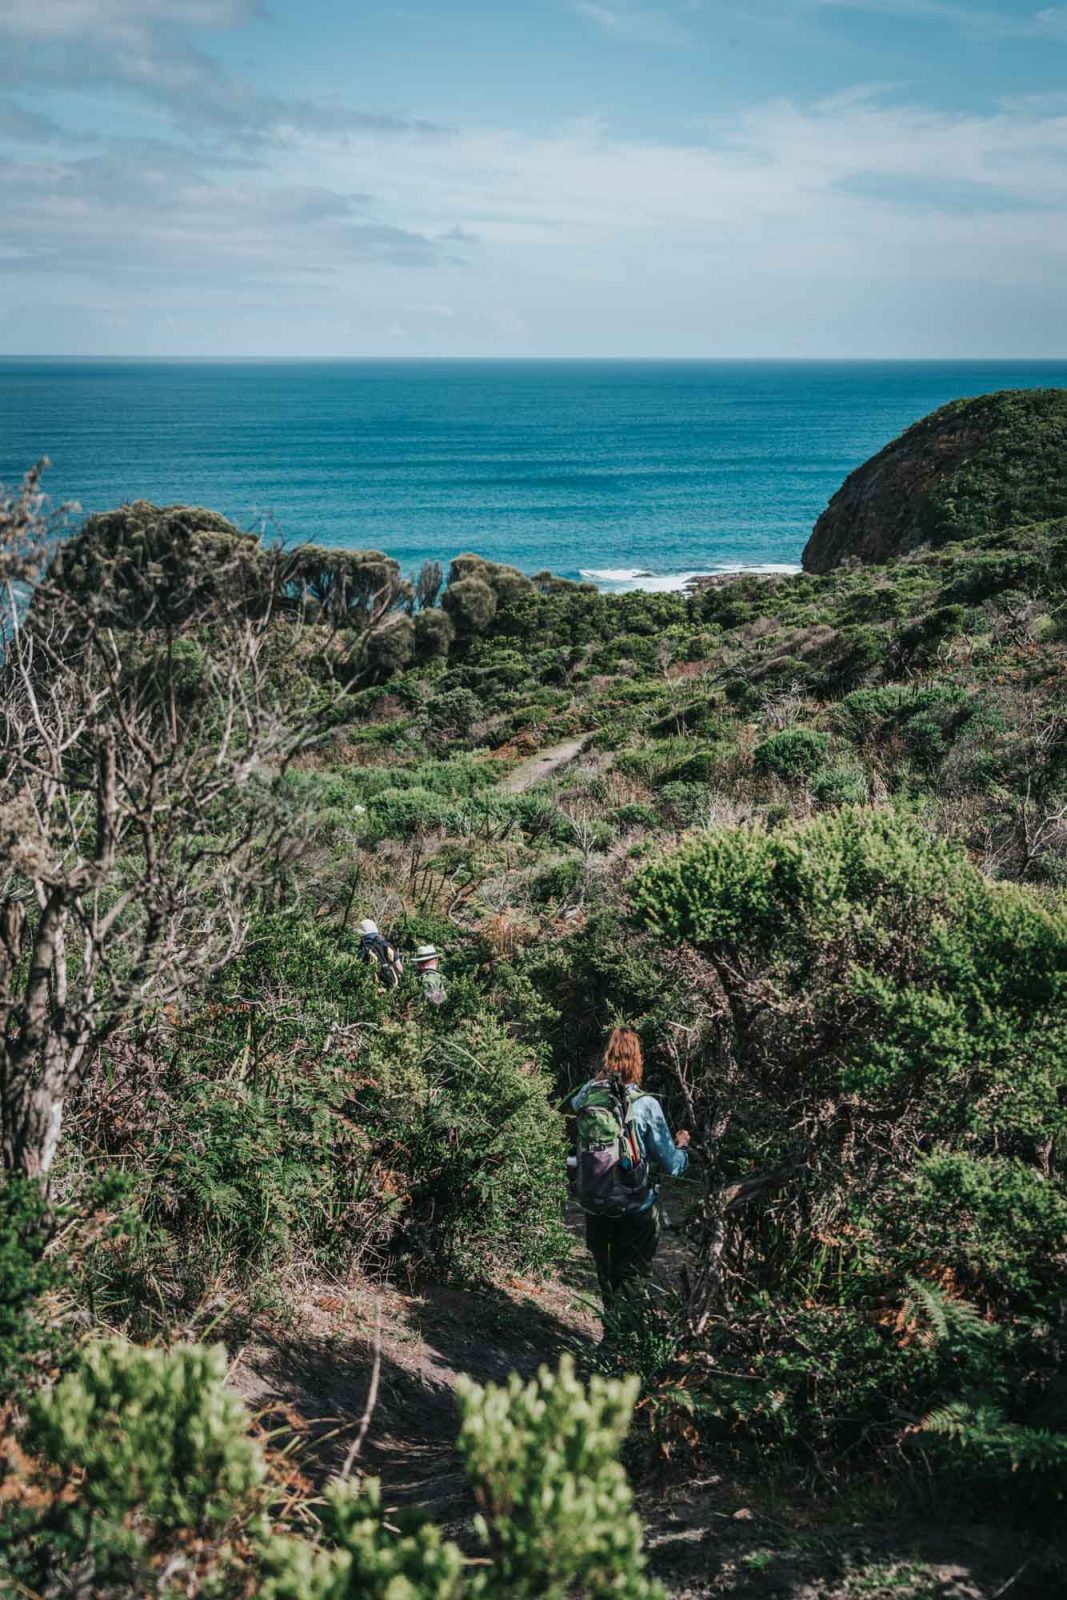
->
xmin=803 ymin=387 xmax=1067 ymax=571
xmin=3 ymin=395 xmax=1067 ymax=1595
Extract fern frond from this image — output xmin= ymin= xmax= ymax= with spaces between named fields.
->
xmin=904 ymin=1277 xmax=990 ymax=1349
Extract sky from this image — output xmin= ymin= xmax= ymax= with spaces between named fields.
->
xmin=0 ymin=0 xmax=1066 ymax=356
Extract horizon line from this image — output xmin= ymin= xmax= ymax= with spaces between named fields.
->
xmin=2 ymin=353 xmax=1067 ymax=365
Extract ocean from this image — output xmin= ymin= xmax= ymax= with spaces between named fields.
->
xmin=1 ymin=359 xmax=1065 ymax=591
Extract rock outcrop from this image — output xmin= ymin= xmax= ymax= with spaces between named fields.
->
xmin=802 ymin=388 xmax=1067 ymax=574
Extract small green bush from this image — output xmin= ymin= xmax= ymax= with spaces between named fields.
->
xmin=363 ymin=614 xmax=415 ymax=680
xmin=613 ymin=802 xmax=659 ymax=829
xmin=835 ymin=684 xmax=969 ymax=742
xmin=658 ymin=780 xmax=709 ymax=824
xmin=262 ymin=1358 xmax=659 ymax=1599
xmin=530 ymin=856 xmax=584 ymax=904
xmin=365 ymin=1015 xmax=569 ymax=1280
xmin=22 ymin=1340 xmax=263 ymax=1582
xmin=263 ymin=1477 xmax=466 ymax=1599
xmin=368 ymin=786 xmax=463 ymax=838
xmin=11 ymin=1340 xmax=660 ymax=1600
xmin=424 ymin=687 xmax=485 ymax=750
xmin=456 ymin=1357 xmax=663 ymax=1600
xmin=442 ymin=577 xmax=497 ymax=641
xmin=810 ymin=761 xmax=868 ymax=807
xmin=753 ymin=727 xmax=830 ymax=781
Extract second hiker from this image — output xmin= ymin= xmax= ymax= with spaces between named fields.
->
xmin=415 ymin=942 xmax=448 ymax=1005
xmin=358 ymin=917 xmax=404 ymax=989
xmin=571 ymin=1027 xmax=690 ymax=1304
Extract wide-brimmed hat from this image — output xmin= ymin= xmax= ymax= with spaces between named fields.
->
xmin=415 ymin=944 xmax=439 ymax=961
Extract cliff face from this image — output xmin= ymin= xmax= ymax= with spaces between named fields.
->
xmin=802 ymin=388 xmax=1067 ymax=574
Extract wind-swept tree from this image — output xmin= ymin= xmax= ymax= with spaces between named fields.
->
xmin=0 ymin=467 xmax=320 ymax=1179
xmin=286 ymin=545 xmax=410 ymax=628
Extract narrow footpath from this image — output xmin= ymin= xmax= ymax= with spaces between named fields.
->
xmin=499 ymin=734 xmax=592 ymax=793
xmin=234 ymin=1203 xmax=1036 ymax=1599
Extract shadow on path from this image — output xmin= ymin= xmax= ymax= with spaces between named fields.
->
xmin=238 ymin=1240 xmax=1056 ymax=1597
xmin=245 ymin=1271 xmax=597 ymax=1526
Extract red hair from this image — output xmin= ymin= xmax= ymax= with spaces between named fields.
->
xmin=603 ymin=1027 xmax=644 ymax=1086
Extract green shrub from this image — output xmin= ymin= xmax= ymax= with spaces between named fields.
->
xmin=364 ymin=1015 xmax=569 ymax=1280
xmin=456 ymin=1357 xmax=662 ymax=1600
xmin=414 ymin=607 xmax=455 ymax=661
xmin=835 ymin=684 xmax=969 ymax=742
xmin=20 ymin=1340 xmax=263 ymax=1585
xmin=630 ymin=809 xmax=1067 ymax=1488
xmin=613 ymin=802 xmax=659 ymax=829
xmin=262 ymin=1358 xmax=659 ymax=1600
xmin=368 ymin=785 xmax=463 ymax=838
xmin=72 ymin=915 xmax=565 ymax=1312
xmin=512 ymin=792 xmax=575 ymax=845
xmin=13 ymin=1345 xmax=657 ymax=1600
xmin=662 ymin=745 xmax=728 ymax=784
xmin=424 ymin=686 xmax=484 ymax=750
xmin=442 ymin=577 xmax=497 ymax=641
xmin=920 ymin=1403 xmax=1067 ymax=1510
xmin=565 ymin=815 xmax=614 ymax=852
xmin=363 ymin=614 xmax=415 ymax=680
xmin=892 ymin=1153 xmax=1067 ymax=1308
xmin=753 ymin=726 xmax=830 ymax=781
xmin=658 ymin=780 xmax=709 ymax=824
xmin=898 ymin=605 xmax=967 ymax=664
xmin=810 ymin=761 xmax=868 ymax=807
xmin=135 ymin=1060 xmax=391 ymax=1297
xmin=902 ymin=712 xmax=951 ymax=768
xmin=815 ymin=625 xmax=887 ymax=693
xmin=530 ymin=856 xmax=584 ymax=904
xmin=262 ymin=1476 xmax=466 ymax=1600
xmin=0 ymin=1178 xmax=62 ymax=1398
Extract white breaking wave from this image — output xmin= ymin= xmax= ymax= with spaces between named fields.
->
xmin=579 ymin=567 xmax=654 ymax=582
xmin=580 ymin=562 xmax=801 ymax=594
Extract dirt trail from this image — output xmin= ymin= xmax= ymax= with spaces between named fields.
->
xmin=237 ymin=1237 xmax=600 ymax=1527
xmin=236 ymin=1207 xmax=1048 ymax=1598
xmin=500 ymin=734 xmax=592 ymax=793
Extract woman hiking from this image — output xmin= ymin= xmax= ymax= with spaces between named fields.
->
xmin=570 ymin=1027 xmax=690 ymax=1305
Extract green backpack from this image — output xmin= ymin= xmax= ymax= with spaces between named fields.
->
xmin=573 ymin=1079 xmax=651 ymax=1218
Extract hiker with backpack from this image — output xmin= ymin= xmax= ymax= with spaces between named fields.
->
xmin=358 ymin=918 xmax=404 ymax=989
xmin=570 ymin=1027 xmax=690 ymax=1304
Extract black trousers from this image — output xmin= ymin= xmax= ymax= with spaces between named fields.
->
xmin=585 ymin=1203 xmax=661 ymax=1302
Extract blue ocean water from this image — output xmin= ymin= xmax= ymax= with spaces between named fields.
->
xmin=1 ymin=359 xmax=1065 ymax=590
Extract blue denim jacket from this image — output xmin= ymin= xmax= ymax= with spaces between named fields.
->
xmin=571 ymin=1079 xmax=688 ymax=1211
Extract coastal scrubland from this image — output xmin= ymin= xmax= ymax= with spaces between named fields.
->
xmin=3 ymin=393 xmax=1067 ymax=1598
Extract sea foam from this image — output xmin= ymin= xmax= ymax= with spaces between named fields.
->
xmin=580 ymin=563 xmax=801 ymax=594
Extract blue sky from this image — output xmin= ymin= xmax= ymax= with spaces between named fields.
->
xmin=1 ymin=0 xmax=1065 ymax=355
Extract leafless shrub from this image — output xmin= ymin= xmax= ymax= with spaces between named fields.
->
xmin=0 ymin=467 xmax=327 ymax=1178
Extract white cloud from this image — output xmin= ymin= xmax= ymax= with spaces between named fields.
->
xmin=1 ymin=1 xmax=1066 ymax=355
xmin=0 ymin=0 xmax=442 ymax=142
xmin=0 ymin=142 xmax=442 ymax=286
xmin=1032 ymin=7 xmax=1067 ymax=39
xmin=572 ymin=0 xmax=698 ymax=46
xmin=810 ymin=0 xmax=1067 ymax=39
xmin=0 ymin=0 xmax=260 ymax=41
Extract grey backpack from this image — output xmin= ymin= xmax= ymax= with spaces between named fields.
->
xmin=573 ymin=1079 xmax=651 ymax=1217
